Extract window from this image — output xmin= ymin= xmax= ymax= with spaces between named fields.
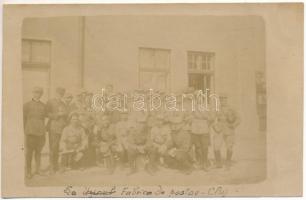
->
xmin=22 ymin=39 xmax=51 ymax=64
xmin=22 ymin=39 xmax=51 ymax=102
xmin=187 ymin=51 xmax=215 ymax=93
xmin=139 ymin=47 xmax=170 ymax=91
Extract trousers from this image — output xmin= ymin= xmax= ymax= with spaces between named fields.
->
xmin=25 ymin=134 xmax=45 ymax=174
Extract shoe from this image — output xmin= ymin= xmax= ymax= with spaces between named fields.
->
xmin=214 ymin=151 xmax=223 ymax=168
xmin=59 ymin=168 xmax=66 ymax=173
xmin=225 ymin=160 xmax=232 ymax=170
xmin=215 ymin=163 xmax=223 ymax=168
xmin=193 ymin=163 xmax=201 ymax=170
xmin=26 ymin=172 xmax=33 ymax=179
xmin=145 ymin=166 xmax=156 ymax=176
xmin=201 ymin=166 xmax=209 ymax=172
xmin=127 ymin=169 xmax=137 ymax=176
xmin=96 ymin=162 xmax=104 ymax=167
xmin=224 ymin=165 xmax=230 ymax=171
xmin=49 ymin=169 xmax=56 ymax=175
xmin=34 ymin=170 xmax=45 ymax=176
xmin=107 ymin=168 xmax=115 ymax=175
xmin=182 ymin=169 xmax=193 ymax=175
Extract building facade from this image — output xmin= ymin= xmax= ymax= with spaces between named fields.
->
xmin=22 ymin=15 xmax=266 ymax=132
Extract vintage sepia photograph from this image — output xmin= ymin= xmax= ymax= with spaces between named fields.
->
xmin=21 ymin=14 xmax=266 ymax=186
xmin=2 ymin=3 xmax=303 ymax=197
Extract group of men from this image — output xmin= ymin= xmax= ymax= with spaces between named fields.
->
xmin=23 ymin=85 xmax=240 ymax=179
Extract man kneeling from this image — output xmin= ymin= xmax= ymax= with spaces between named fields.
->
xmin=59 ymin=112 xmax=88 ymax=172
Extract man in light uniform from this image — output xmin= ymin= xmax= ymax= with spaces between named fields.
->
xmin=190 ymin=110 xmax=212 ymax=171
xmin=59 ymin=112 xmax=88 ymax=171
xmin=213 ymin=93 xmax=240 ymax=169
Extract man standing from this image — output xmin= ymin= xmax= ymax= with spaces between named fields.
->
xmin=46 ymin=87 xmax=67 ymax=174
xmin=73 ymin=89 xmax=87 ymax=112
xmin=164 ymin=111 xmax=193 ymax=175
xmin=215 ymin=93 xmax=240 ymax=169
xmin=64 ymin=93 xmax=76 ymax=115
xmin=190 ymin=110 xmax=211 ymax=171
xmin=114 ymin=111 xmax=130 ymax=168
xmin=23 ymin=87 xmax=47 ymax=179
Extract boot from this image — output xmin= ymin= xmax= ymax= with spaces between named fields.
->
xmin=127 ymin=167 xmax=137 ymax=176
xmin=127 ymin=159 xmax=137 ymax=176
xmin=214 ymin=150 xmax=222 ymax=168
xmin=226 ymin=150 xmax=233 ymax=169
xmin=35 ymin=163 xmax=44 ymax=176
xmin=26 ymin=168 xmax=33 ymax=179
xmin=105 ymin=156 xmax=115 ymax=174
xmin=203 ymin=148 xmax=210 ymax=170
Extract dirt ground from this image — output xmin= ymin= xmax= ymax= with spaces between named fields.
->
xmin=26 ymin=132 xmax=266 ymax=187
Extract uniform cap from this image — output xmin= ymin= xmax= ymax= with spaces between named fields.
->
xmin=56 ymin=87 xmax=66 ymax=95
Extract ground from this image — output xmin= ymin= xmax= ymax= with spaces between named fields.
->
xmin=26 ymin=132 xmax=266 ymax=187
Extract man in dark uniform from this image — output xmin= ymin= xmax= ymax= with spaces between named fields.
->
xmin=23 ymin=87 xmax=47 ymax=179
xmin=79 ymin=111 xmax=96 ymax=168
xmin=64 ymin=93 xmax=76 ymax=115
xmin=46 ymin=87 xmax=67 ymax=174
xmin=72 ymin=89 xmax=87 ymax=112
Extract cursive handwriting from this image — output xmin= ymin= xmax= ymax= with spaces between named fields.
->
xmin=63 ymin=185 xmax=228 ymax=197
xmin=83 ymin=186 xmax=116 ymax=197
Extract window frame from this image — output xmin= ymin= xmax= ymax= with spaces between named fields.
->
xmin=187 ymin=50 xmax=215 ymax=92
xmin=138 ymin=47 xmax=171 ymax=91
